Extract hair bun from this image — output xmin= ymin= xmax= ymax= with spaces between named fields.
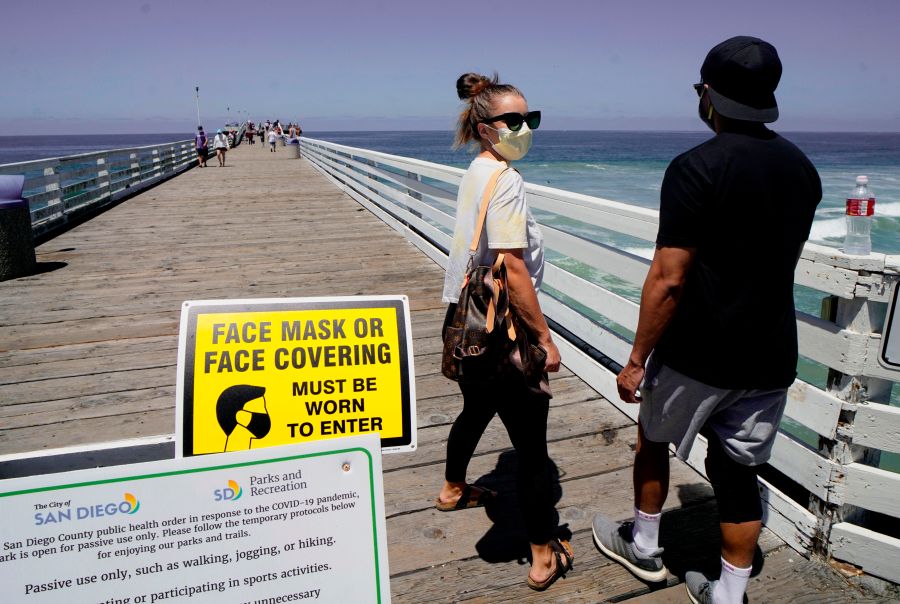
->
xmin=456 ymin=72 xmax=496 ymax=100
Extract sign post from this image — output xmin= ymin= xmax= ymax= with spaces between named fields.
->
xmin=176 ymin=296 xmax=416 ymax=456
xmin=0 ymin=434 xmax=390 ymax=603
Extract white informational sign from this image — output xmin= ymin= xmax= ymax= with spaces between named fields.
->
xmin=0 ymin=434 xmax=390 ymax=603
xmin=881 ymin=282 xmax=900 ymax=369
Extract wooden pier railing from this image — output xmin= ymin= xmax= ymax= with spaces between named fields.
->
xmin=299 ymin=136 xmax=900 ymax=583
xmin=0 ymin=123 xmax=249 ymax=240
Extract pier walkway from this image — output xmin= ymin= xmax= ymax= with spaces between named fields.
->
xmin=0 ymin=144 xmax=887 ymax=602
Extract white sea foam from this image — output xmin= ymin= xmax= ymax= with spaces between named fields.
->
xmin=876 ymin=201 xmax=900 ymax=217
xmin=808 ymin=201 xmax=900 ymax=243
xmin=809 ymin=217 xmax=847 ymax=242
xmin=815 ymin=206 xmax=845 ymax=216
xmin=584 ymin=163 xmax=608 ymax=171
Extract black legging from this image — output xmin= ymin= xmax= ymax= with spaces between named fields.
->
xmin=702 ymin=426 xmax=763 ymax=524
xmin=445 ymin=373 xmax=555 ymax=545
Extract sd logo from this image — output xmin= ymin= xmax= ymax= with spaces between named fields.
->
xmin=214 ymin=480 xmax=243 ymax=501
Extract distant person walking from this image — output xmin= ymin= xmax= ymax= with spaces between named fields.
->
xmin=268 ymin=128 xmax=277 ymax=152
xmin=590 ymin=36 xmax=821 ymax=604
xmin=213 ymin=129 xmax=229 ymax=167
xmin=194 ymin=126 xmax=208 ymax=168
xmin=436 ymin=72 xmax=570 ymax=592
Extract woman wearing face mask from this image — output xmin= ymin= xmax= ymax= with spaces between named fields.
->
xmin=435 ymin=72 xmax=570 ymax=591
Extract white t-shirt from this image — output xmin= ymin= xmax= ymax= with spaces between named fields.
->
xmin=442 ymin=157 xmax=545 ymax=303
xmin=213 ymin=134 xmax=228 ymax=149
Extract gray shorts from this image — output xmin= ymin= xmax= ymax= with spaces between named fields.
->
xmin=638 ymin=354 xmax=787 ymax=466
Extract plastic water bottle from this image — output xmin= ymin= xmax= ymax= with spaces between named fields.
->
xmin=843 ymin=175 xmax=875 ymax=256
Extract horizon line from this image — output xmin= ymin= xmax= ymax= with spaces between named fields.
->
xmin=3 ymin=128 xmax=900 ymax=137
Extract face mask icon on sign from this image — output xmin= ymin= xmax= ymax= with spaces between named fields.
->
xmin=216 ymin=384 xmax=272 ymax=452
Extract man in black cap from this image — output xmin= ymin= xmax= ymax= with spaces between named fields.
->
xmin=592 ymin=36 xmax=821 ymax=603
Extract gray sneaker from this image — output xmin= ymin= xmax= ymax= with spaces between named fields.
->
xmin=685 ymin=571 xmax=715 ymax=604
xmin=591 ymin=514 xmax=667 ymax=582
xmin=685 ymin=571 xmax=749 ymax=604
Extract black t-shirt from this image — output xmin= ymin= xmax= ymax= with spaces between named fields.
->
xmin=654 ymin=127 xmax=822 ymax=390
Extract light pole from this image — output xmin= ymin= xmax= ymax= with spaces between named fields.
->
xmin=195 ymin=86 xmax=201 ymax=127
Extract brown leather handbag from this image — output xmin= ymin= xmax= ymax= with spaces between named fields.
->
xmin=441 ymin=168 xmax=551 ymax=397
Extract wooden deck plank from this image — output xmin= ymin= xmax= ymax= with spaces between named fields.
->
xmin=0 ymin=144 xmax=885 ymax=601
xmin=744 ymin=546 xmax=886 ymax=603
xmin=385 ymin=464 xmax=713 ymax=577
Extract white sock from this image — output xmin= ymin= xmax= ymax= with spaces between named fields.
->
xmin=712 ymin=557 xmax=751 ymax=604
xmin=631 ymin=507 xmax=661 ymax=554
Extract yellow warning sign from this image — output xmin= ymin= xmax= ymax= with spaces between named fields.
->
xmin=175 ymin=296 xmax=416 ymax=456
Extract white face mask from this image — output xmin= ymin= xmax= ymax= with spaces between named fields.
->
xmin=484 ymin=123 xmax=532 ymax=161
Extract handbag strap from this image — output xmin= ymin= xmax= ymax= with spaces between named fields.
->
xmin=463 ymin=166 xmax=518 ymax=342
xmin=468 ymin=167 xmax=508 ymax=255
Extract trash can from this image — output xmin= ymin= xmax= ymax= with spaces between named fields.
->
xmin=0 ymin=175 xmax=36 ymax=281
xmin=287 ymin=139 xmax=301 ymax=159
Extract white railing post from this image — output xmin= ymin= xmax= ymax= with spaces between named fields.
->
xmin=42 ymin=166 xmax=62 ymax=222
xmin=158 ymin=147 xmax=169 ymax=174
xmin=365 ymin=158 xmax=380 ymax=198
xmin=151 ymin=149 xmax=161 ymax=179
xmin=129 ymin=152 xmax=140 ymax=186
xmin=96 ymin=156 xmax=110 ymax=201
xmin=809 ymin=280 xmax=895 ymax=557
xmin=180 ymin=143 xmax=191 ymax=169
xmin=405 ymin=170 xmax=424 ymax=220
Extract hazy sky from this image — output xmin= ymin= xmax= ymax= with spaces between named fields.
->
xmin=2 ymin=0 xmax=899 ymax=134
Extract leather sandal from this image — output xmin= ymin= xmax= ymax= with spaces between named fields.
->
xmin=434 ymin=484 xmax=496 ymax=512
xmin=526 ymin=538 xmax=574 ymax=591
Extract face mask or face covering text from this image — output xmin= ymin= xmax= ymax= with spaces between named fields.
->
xmin=485 ymin=123 xmax=532 ymax=161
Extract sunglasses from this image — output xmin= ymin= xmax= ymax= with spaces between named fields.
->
xmin=481 ymin=111 xmax=541 ymax=132
xmin=693 ymin=83 xmax=706 ymax=97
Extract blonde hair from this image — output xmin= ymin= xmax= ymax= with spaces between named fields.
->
xmin=453 ymin=72 xmax=525 ymax=149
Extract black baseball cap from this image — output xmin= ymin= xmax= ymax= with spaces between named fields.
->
xmin=700 ymin=36 xmax=781 ymax=123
